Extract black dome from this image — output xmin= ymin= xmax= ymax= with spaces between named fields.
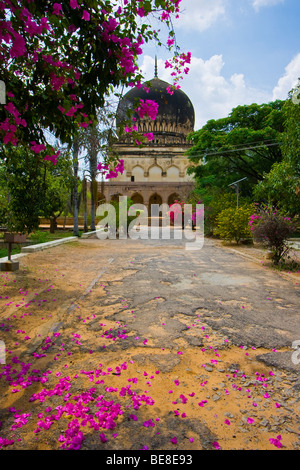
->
xmin=116 ymin=77 xmax=195 ymax=145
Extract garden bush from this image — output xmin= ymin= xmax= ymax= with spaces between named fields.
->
xmin=249 ymin=205 xmax=296 ymax=265
xmin=215 ymin=205 xmax=254 ymax=244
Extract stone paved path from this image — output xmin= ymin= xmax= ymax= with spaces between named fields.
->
xmin=0 ymin=234 xmax=299 ymax=450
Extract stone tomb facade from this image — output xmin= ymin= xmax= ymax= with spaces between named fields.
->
xmin=98 ymin=72 xmax=195 ymax=214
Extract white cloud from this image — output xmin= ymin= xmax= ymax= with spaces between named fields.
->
xmin=140 ymin=55 xmax=271 ymax=130
xmin=252 ymin=0 xmax=284 ymax=12
xmin=139 ymin=53 xmax=300 ymax=131
xmin=174 ymin=0 xmax=226 ymax=32
xmin=272 ymin=53 xmax=300 ymax=100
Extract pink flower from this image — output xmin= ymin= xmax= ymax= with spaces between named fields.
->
xmin=5 ymin=102 xmax=20 ymax=119
xmin=269 ymin=435 xmax=282 ymax=448
xmin=137 ymin=99 xmax=159 ymax=120
xmin=143 ymin=132 xmax=154 ymax=141
xmin=70 ymin=0 xmax=78 ymax=9
xmin=170 ymin=437 xmax=177 ymax=445
xmin=136 ymin=7 xmax=145 ymax=17
xmin=10 ymin=34 xmax=27 ymax=58
xmin=53 ymin=3 xmax=63 ymax=16
xmin=82 ymin=10 xmax=90 ymax=21
xmin=212 ymin=441 xmax=221 ymax=450
xmin=100 ymin=433 xmax=107 ymax=443
xmin=44 ymin=150 xmax=60 ymax=165
xmin=142 ymin=418 xmax=155 ymax=428
xmin=30 ymin=141 xmax=46 ymax=154
xmin=198 ymin=400 xmax=207 ymax=407
xmin=166 ymin=85 xmax=174 ymax=95
xmin=129 ymin=414 xmax=138 ymax=421
xmin=66 ymin=106 xmax=77 ymax=117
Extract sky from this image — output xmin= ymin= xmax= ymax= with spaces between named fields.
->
xmin=137 ymin=0 xmax=300 ymax=131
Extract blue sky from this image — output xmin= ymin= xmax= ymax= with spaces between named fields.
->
xmin=138 ymin=0 xmax=300 ymax=130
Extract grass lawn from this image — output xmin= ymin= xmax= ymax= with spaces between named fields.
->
xmin=0 ymin=245 xmax=21 ymax=259
xmin=290 ymin=232 xmax=300 ymax=238
xmin=27 ymin=229 xmax=77 ymax=244
xmin=0 ymin=229 xmax=79 ymax=258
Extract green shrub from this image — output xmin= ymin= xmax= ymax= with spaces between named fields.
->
xmin=215 ymin=205 xmax=254 ymax=244
xmin=188 ymin=190 xmax=251 ymax=236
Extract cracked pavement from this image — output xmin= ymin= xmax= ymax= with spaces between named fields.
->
xmin=0 ymin=234 xmax=299 ymax=450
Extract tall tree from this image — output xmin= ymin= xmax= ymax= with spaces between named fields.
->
xmin=253 ymin=83 xmax=300 ymax=216
xmin=282 ymin=82 xmax=300 ymax=169
xmin=187 ymin=101 xmax=285 ymax=197
xmin=0 ymin=147 xmax=73 ymax=233
xmin=253 ymin=158 xmax=300 ymax=216
xmin=41 ymin=152 xmax=74 ymax=232
xmin=78 ymin=103 xmax=120 ymax=231
xmin=71 ymin=138 xmax=80 ymax=237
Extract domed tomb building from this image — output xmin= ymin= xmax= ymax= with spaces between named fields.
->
xmin=99 ymin=65 xmax=195 ymax=212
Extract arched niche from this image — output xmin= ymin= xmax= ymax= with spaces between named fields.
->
xmin=132 ymin=166 xmax=145 ymax=181
xmin=166 ymin=166 xmax=180 ymax=182
xmin=148 ymin=165 xmax=162 ymax=182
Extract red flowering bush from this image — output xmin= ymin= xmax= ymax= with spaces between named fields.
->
xmin=249 ymin=205 xmax=296 ymax=265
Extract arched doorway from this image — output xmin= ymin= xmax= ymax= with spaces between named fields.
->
xmin=149 ymin=193 xmax=162 ymax=207
xmin=131 ymin=193 xmax=144 ymax=205
xmin=110 ymin=193 xmax=123 ymax=203
xmin=149 ymin=193 xmax=163 ymax=218
xmin=168 ymin=193 xmax=181 ymax=206
xmin=97 ymin=193 xmax=106 ymax=205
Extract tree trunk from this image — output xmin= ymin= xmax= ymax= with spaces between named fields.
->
xmin=90 ymin=179 xmax=97 ymax=231
xmin=83 ymin=177 xmax=88 ymax=232
xmin=72 ymin=139 xmax=80 ymax=237
xmin=90 ymin=150 xmax=98 ymax=232
xmin=50 ymin=217 xmax=57 ymax=234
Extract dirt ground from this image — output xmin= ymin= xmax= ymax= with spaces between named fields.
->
xmin=0 ymin=235 xmax=299 ymax=452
